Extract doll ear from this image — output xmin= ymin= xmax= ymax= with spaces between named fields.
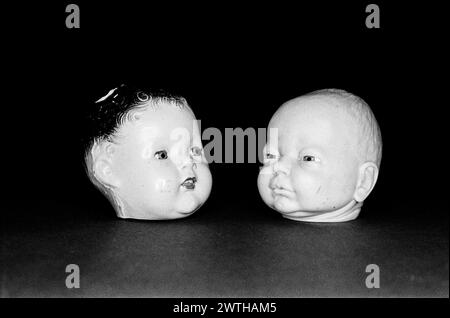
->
xmin=91 ymin=143 xmax=120 ymax=188
xmin=353 ymin=162 xmax=379 ymax=202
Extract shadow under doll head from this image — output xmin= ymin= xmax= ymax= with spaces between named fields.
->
xmin=83 ymin=84 xmax=212 ymax=220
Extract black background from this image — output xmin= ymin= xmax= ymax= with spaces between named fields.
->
xmin=3 ymin=1 xmax=446 ymax=209
xmin=1 ymin=1 xmax=448 ymax=298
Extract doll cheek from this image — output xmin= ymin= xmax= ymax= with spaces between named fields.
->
xmin=257 ymin=166 xmax=272 ymax=184
xmin=194 ymin=165 xmax=212 ymax=193
xmin=258 ymin=165 xmax=274 ymax=177
xmin=154 ymin=178 xmax=177 ymax=193
xmin=154 ymin=178 xmax=168 ymax=193
xmin=257 ymin=173 xmax=271 ymax=193
xmin=257 ymin=174 xmax=273 ymax=204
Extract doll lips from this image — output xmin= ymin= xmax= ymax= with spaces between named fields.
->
xmin=270 ymin=180 xmax=294 ymax=197
xmin=181 ymin=177 xmax=197 ymax=189
xmin=272 ymin=188 xmax=294 ymax=197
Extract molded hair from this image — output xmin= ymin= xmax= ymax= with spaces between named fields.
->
xmin=82 ymin=84 xmax=192 ymax=209
xmin=84 ymin=84 xmax=189 ymax=149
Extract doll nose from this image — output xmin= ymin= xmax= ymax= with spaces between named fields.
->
xmin=273 ymin=157 xmax=290 ymax=175
xmin=178 ymin=152 xmax=196 ymax=170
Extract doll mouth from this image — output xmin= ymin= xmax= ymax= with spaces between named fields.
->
xmin=270 ymin=181 xmax=294 ymax=197
xmin=181 ymin=177 xmax=197 ymax=189
xmin=272 ymin=188 xmax=294 ymax=198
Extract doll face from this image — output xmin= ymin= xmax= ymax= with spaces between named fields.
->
xmin=257 ymin=97 xmax=361 ymax=218
xmin=109 ymin=103 xmax=212 ymax=220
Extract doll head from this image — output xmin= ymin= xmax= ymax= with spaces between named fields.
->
xmin=83 ymin=84 xmax=212 ymax=220
xmin=257 ymin=89 xmax=382 ymax=222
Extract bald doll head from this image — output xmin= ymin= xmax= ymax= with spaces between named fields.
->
xmin=258 ymin=89 xmax=382 ymax=222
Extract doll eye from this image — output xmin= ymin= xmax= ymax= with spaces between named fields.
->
xmin=264 ymin=151 xmax=279 ymax=162
xmin=154 ymin=150 xmax=168 ymax=160
xmin=301 ymin=155 xmax=319 ymax=162
xmin=190 ymin=146 xmax=203 ymax=157
xmin=263 ymin=146 xmax=279 ymax=164
xmin=265 ymin=153 xmax=277 ymax=160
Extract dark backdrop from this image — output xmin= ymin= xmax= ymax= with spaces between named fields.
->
xmin=4 ymin=1 xmax=445 ymax=214
xmin=1 ymin=1 xmax=447 ymax=298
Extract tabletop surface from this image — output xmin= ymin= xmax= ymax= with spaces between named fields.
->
xmin=1 ymin=197 xmax=448 ymax=298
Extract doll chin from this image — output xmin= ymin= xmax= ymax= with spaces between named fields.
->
xmin=176 ymin=193 xmax=202 ymax=215
xmin=271 ymin=198 xmax=299 ymax=214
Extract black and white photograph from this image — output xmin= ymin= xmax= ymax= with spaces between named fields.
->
xmin=1 ymin=0 xmax=448 ymax=309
